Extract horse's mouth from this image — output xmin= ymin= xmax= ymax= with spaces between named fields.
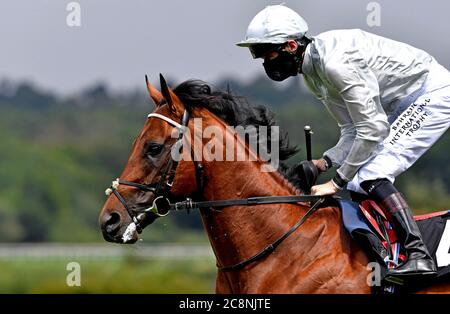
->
xmin=100 ymin=200 xmax=160 ymax=244
xmin=101 ymin=221 xmax=139 ymax=244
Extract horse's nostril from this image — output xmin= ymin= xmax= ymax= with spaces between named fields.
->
xmin=103 ymin=212 xmax=121 ymax=235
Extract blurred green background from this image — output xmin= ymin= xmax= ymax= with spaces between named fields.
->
xmin=0 ymin=259 xmax=215 ymax=293
xmin=0 ymin=75 xmax=448 ymax=293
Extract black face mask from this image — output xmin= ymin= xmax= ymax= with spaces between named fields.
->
xmin=263 ymin=50 xmax=302 ymax=82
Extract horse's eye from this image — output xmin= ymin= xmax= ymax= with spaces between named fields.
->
xmin=145 ymin=142 xmax=164 ymax=157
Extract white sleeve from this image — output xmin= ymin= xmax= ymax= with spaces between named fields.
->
xmin=323 ymin=123 xmax=356 ymax=167
xmin=324 ymin=53 xmax=390 ymax=182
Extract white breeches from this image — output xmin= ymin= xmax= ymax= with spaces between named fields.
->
xmin=347 ymin=64 xmax=450 ymax=194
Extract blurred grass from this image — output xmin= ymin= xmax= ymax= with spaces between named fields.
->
xmin=0 ymin=256 xmax=217 ymax=293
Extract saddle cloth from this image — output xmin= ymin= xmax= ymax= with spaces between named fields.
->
xmin=339 ymin=199 xmax=450 ymax=279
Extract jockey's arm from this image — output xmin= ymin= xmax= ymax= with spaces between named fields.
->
xmin=322 ymin=53 xmax=390 ymax=184
xmin=322 ymin=122 xmax=356 ymax=168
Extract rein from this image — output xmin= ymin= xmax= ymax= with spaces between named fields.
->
xmin=216 ymin=197 xmax=325 ymax=271
xmin=171 ymin=194 xmax=323 ymax=211
xmin=105 ymin=109 xmax=329 ymax=271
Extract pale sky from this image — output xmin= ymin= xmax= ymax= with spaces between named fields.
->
xmin=1 ymin=0 xmax=449 ymax=94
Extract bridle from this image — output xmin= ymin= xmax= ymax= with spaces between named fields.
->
xmin=105 ymin=109 xmax=199 ymax=233
xmin=105 ymin=109 xmax=329 ymax=271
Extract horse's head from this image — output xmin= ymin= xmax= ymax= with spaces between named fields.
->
xmin=99 ymin=74 xmax=302 ymax=244
xmin=99 ymin=74 xmax=199 ymax=243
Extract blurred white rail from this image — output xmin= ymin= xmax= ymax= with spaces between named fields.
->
xmin=0 ymin=243 xmax=214 ymax=261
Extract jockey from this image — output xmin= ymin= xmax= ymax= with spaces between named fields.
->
xmin=237 ymin=4 xmax=450 ymax=281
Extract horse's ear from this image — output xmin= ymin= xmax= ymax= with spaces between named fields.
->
xmin=159 ymin=73 xmax=184 ymax=115
xmin=145 ymin=75 xmax=164 ymax=107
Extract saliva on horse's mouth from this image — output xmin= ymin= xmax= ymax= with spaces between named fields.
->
xmin=120 ymin=211 xmax=155 ymax=244
xmin=121 ymin=222 xmax=139 ymax=243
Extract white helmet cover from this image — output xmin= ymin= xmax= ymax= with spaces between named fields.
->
xmin=236 ymin=4 xmax=308 ymax=47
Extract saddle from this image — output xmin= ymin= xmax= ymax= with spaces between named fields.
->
xmin=340 ymin=199 xmax=450 ymax=293
xmin=294 ymin=159 xmax=450 ymax=291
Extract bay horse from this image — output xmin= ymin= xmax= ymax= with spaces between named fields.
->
xmin=98 ymin=74 xmax=450 ymax=293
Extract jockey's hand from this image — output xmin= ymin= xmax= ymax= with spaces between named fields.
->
xmin=312 ymin=158 xmax=329 ymax=173
xmin=311 ymin=180 xmax=339 ymax=196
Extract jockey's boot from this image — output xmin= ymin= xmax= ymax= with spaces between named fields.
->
xmin=380 ymin=192 xmax=437 ymax=281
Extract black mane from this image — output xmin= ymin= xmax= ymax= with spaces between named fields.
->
xmin=173 ymin=80 xmax=302 ymax=189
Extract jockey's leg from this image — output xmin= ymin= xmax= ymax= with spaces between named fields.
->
xmin=347 ymin=78 xmax=450 ymax=280
xmin=361 ymin=179 xmax=437 ymax=279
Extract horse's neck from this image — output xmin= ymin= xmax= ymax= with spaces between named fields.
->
xmin=192 ymin=109 xmax=369 ymax=293
xmin=193 ymin=110 xmax=309 ymax=268
xmin=200 ymin=158 xmax=304 ymax=265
